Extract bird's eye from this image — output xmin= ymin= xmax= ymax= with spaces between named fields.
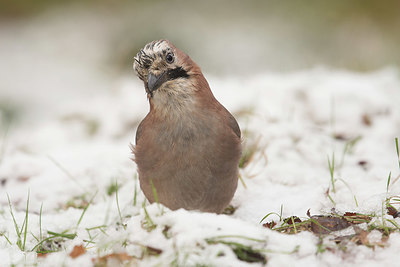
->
xmin=165 ymin=53 xmax=174 ymax=64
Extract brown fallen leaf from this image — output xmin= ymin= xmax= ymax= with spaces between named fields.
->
xmin=93 ymin=252 xmax=133 ymax=265
xmin=361 ymin=114 xmax=372 ymax=126
xmin=143 ymin=245 xmax=162 ymax=256
xmin=69 ymin=245 xmax=86 ymax=259
xmin=352 ymin=227 xmax=386 ymax=248
xmin=310 ymin=216 xmax=350 ymax=235
xmin=356 ymin=228 xmax=370 ymax=246
xmin=358 ymin=160 xmax=368 ymax=170
xmin=263 ymin=221 xmax=277 ymax=229
xmin=333 ymin=234 xmax=354 ymax=245
xmin=381 ymin=234 xmax=389 ymax=243
xmin=343 ymin=213 xmax=372 ymax=224
xmin=17 ymin=175 xmax=30 ymax=182
xmin=285 ymin=216 xmax=302 ymax=225
xmin=387 ymin=206 xmax=399 ymax=218
xmin=333 ymin=133 xmax=349 ymax=141
xmin=306 ymin=209 xmax=311 ymax=217
xmin=333 ymin=228 xmax=388 ymax=249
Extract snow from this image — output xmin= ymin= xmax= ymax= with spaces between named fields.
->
xmin=1 ymin=67 xmax=399 ymax=266
xmin=1 ymin=10 xmax=400 ymax=267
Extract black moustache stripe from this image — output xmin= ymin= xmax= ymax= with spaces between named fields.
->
xmin=168 ymin=67 xmax=189 ymax=80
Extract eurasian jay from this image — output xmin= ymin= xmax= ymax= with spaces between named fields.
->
xmin=133 ymin=40 xmax=241 ymax=213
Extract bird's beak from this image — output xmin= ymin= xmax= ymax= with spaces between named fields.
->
xmin=147 ymin=72 xmax=167 ymax=93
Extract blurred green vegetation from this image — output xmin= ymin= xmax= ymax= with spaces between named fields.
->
xmin=0 ymin=100 xmax=19 ymax=129
xmin=0 ymin=0 xmax=114 ymax=18
xmin=1 ymin=0 xmax=399 ymax=72
xmin=2 ymin=0 xmax=399 ymax=24
xmin=0 ymin=0 xmax=398 ymax=130
xmin=0 ymin=0 xmax=66 ymax=17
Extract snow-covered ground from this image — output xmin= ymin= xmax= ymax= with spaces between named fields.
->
xmin=1 ymin=67 xmax=400 ymax=266
xmin=1 ymin=8 xmax=400 ymax=267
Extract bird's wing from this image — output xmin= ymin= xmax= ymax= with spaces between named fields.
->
xmin=227 ymin=112 xmax=241 ymax=139
xmin=135 ymin=119 xmax=145 ymax=144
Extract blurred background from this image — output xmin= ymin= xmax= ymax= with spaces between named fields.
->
xmin=0 ymin=0 xmax=399 ymax=131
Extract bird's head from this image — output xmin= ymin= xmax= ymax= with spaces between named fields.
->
xmin=133 ymin=40 xmax=204 ymax=100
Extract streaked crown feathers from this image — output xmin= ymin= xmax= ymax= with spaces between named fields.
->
xmin=133 ymin=39 xmax=173 ymax=81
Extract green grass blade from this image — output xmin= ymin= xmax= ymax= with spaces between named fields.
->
xmin=19 ymin=216 xmax=26 ymax=237
xmin=291 ymin=217 xmax=297 ymax=234
xmin=1 ymin=233 xmax=12 ymax=245
xmin=76 ymin=191 xmax=97 ymax=228
xmin=7 ymin=194 xmax=22 ymax=249
xmin=238 ymin=173 xmax=247 ymax=189
xmin=47 ymin=155 xmax=85 ymax=190
xmin=259 ymin=212 xmax=281 ymax=224
xmin=133 ymin=176 xmax=138 ymax=206
xmin=31 ymin=231 xmax=76 ymax=253
xmin=387 ymin=172 xmax=392 ymax=193
xmin=207 ymin=235 xmax=265 ymax=243
xmin=270 ymin=220 xmax=312 ymax=232
xmin=142 ymin=200 xmax=156 ymax=231
xmin=22 ymin=190 xmax=30 ymax=251
xmin=85 ymin=225 xmax=107 ymax=231
xmin=327 ymin=191 xmax=336 ymax=206
xmin=340 ymin=136 xmax=362 ymax=167
xmin=115 ymin=180 xmax=124 ymax=228
xmin=31 ymin=236 xmax=55 ymax=252
xmin=337 ymin=178 xmax=358 ymax=207
xmin=328 ymin=153 xmax=336 ymax=193
xmin=306 ymin=218 xmax=333 ymax=233
xmin=30 ymin=232 xmax=39 ymax=242
xmin=39 ymin=203 xmax=43 ymax=241
xmin=387 ymin=219 xmax=400 ymax=230
xmin=149 ymin=179 xmax=159 ymax=204
xmin=47 ymin=230 xmax=77 ymax=239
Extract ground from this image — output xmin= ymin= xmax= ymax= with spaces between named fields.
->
xmin=1 ymin=65 xmax=400 ymax=266
xmin=1 ymin=5 xmax=400 ymax=266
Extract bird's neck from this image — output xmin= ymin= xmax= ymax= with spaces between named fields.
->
xmin=149 ymin=74 xmax=215 ymax=120
xmin=149 ymin=90 xmax=196 ymax=119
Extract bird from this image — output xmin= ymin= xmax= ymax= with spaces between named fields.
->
xmin=132 ymin=39 xmax=241 ymax=213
